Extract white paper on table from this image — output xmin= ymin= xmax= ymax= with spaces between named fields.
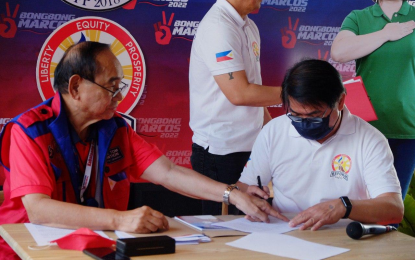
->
xmin=24 ymin=223 xmax=110 ymax=246
xmin=212 ymin=216 xmax=297 ymax=234
xmin=193 ymin=215 xmax=217 ymax=220
xmin=227 ymin=233 xmax=349 ymax=260
xmin=115 ymin=230 xmax=135 ymax=239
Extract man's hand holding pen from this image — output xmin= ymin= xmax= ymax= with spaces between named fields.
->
xmin=236 ymin=179 xmax=289 ymax=222
xmin=246 ymin=176 xmax=270 ymax=200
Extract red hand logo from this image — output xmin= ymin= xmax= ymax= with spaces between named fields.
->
xmin=122 ymin=0 xmax=137 ymax=10
xmin=154 ymin=11 xmax=174 ymax=45
xmin=318 ymin=50 xmax=329 ymax=61
xmin=0 ymin=2 xmax=19 ymax=39
xmin=281 ymin=17 xmax=299 ymax=49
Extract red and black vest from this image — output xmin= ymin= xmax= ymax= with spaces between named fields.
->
xmin=0 ymin=93 xmax=136 ymax=211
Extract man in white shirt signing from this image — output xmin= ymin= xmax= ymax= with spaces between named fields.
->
xmin=238 ymin=59 xmax=403 ymax=230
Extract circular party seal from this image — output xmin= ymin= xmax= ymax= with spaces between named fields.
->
xmin=62 ymin=0 xmax=133 ymax=12
xmin=36 ymin=16 xmax=145 ymax=114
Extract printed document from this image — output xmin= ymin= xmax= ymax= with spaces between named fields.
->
xmin=212 ymin=216 xmax=297 ymax=233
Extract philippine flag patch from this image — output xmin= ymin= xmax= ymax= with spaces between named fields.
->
xmin=216 ymin=50 xmax=233 ymax=62
xmin=245 ymin=158 xmax=251 ymax=168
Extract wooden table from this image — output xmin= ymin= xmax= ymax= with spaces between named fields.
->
xmin=1 ymin=216 xmax=415 ymax=260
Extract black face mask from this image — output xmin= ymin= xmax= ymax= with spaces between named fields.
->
xmin=289 ymin=109 xmax=340 ymax=141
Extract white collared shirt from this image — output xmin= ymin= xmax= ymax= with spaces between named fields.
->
xmin=189 ymin=0 xmax=263 ymax=155
xmin=239 ymin=107 xmax=401 ymax=213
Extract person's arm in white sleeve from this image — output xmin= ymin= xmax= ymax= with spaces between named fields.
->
xmin=201 ymin=23 xmax=281 ymax=107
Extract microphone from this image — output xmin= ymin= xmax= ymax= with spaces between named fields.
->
xmin=346 ymin=221 xmax=397 ymax=239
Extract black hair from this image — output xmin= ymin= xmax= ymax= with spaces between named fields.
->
xmin=53 ymin=41 xmax=111 ymax=93
xmin=281 ymin=59 xmax=345 ymax=110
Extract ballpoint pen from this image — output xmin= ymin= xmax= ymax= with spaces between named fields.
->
xmin=257 ymin=176 xmax=263 ymax=191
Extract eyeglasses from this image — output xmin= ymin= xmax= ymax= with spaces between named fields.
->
xmin=83 ymin=78 xmax=128 ymax=98
xmin=287 ymin=106 xmax=332 ymax=124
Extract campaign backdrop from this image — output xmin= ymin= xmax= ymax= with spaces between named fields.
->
xmin=0 ymin=0 xmax=404 ymax=216
xmin=0 ymin=0 xmax=377 ymax=179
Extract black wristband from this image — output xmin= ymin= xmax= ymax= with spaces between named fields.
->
xmin=340 ymin=196 xmax=352 ymax=219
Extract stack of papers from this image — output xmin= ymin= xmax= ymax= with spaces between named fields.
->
xmin=174 ymin=215 xmax=230 ymax=231
xmin=173 ymin=234 xmax=211 ymax=245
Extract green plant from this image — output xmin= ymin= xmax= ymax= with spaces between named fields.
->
xmin=398 ymin=173 xmax=415 ymax=237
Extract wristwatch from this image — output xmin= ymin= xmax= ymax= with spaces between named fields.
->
xmin=223 ymin=184 xmax=239 ymax=205
xmin=339 ymin=196 xmax=352 ymax=219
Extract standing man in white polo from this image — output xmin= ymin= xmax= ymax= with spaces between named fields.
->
xmin=189 ymin=0 xmax=282 ymax=215
xmin=238 ymin=59 xmax=403 ymax=230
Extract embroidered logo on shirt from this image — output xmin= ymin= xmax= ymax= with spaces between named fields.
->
xmin=216 ymin=50 xmax=234 ymax=62
xmin=252 ymin=42 xmax=260 ymax=61
xmin=330 ymin=154 xmax=352 ymax=181
xmin=106 ymin=147 xmax=124 ymax=164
